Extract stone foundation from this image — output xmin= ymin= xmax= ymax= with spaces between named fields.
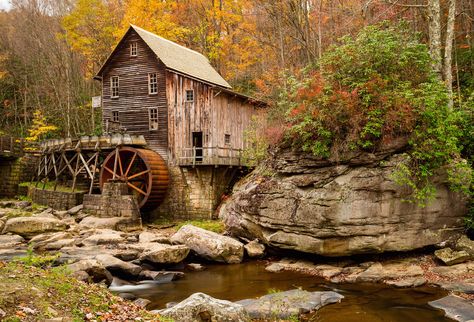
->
xmin=83 ymin=182 xmax=142 ymax=229
xmin=28 ymin=186 xmax=85 ymax=210
xmin=153 ymin=165 xmax=245 ymax=220
xmin=0 ymin=154 xmax=37 ymax=198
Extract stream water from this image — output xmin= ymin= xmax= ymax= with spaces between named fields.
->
xmin=130 ymin=261 xmax=451 ymax=321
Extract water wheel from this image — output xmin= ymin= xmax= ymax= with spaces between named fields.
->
xmin=99 ymin=147 xmax=169 ymax=211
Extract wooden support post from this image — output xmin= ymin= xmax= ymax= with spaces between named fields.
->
xmin=72 ymin=150 xmax=80 ymax=192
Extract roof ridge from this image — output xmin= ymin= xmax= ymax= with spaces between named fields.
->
xmin=130 ymin=24 xmax=208 ymax=61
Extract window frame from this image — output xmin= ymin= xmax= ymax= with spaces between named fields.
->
xmin=112 ymin=110 xmax=119 ymax=123
xmin=110 ymin=76 xmax=119 ymax=98
xmin=148 ymin=107 xmax=159 ymax=131
xmin=185 ymin=89 xmax=194 ymax=102
xmin=224 ymin=134 xmax=231 ymax=145
xmin=148 ymin=73 xmax=158 ymax=95
xmin=130 ymin=42 xmax=138 ymax=57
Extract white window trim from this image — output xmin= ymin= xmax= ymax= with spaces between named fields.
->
xmin=130 ymin=42 xmax=138 ymax=57
xmin=148 ymin=73 xmax=158 ymax=95
xmin=148 ymin=107 xmax=158 ymax=131
xmin=110 ymin=76 xmax=119 ymax=98
xmin=186 ymin=89 xmax=194 ymax=102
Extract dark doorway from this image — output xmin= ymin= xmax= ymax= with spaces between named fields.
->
xmin=192 ymin=132 xmax=203 ymax=162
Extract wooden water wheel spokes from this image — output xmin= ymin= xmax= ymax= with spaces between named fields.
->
xmin=99 ymin=147 xmax=169 ymax=211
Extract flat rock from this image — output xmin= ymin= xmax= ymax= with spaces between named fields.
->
xmin=435 ymin=247 xmax=471 ymax=266
xmin=354 ymin=261 xmax=424 ymax=283
xmin=140 ymin=243 xmax=189 ymax=264
xmin=44 ymin=238 xmax=76 ymax=250
xmin=431 ymin=262 xmax=474 ymax=276
xmin=429 ymin=295 xmax=474 ymax=322
xmin=95 ymin=254 xmax=142 ymax=277
xmin=3 ymin=217 xmax=67 ymax=238
xmin=244 ymin=240 xmax=265 ymax=258
xmin=134 ymin=298 xmax=151 ymax=309
xmin=156 ymin=292 xmax=248 ymax=322
xmin=236 ymin=289 xmax=343 ymax=319
xmin=30 ymin=232 xmax=74 ymax=250
xmin=138 ymin=231 xmax=170 ymax=244
xmin=79 ymin=217 xmax=124 ymax=230
xmin=81 ymin=232 xmax=125 ymax=246
xmin=385 ymin=277 xmax=427 ymax=288
xmin=67 ymin=259 xmax=113 ymax=284
xmin=187 ymin=263 xmax=205 ymax=271
xmin=0 ymin=248 xmax=27 ymax=260
xmin=139 ymin=270 xmax=184 ymax=281
xmin=434 ymin=281 xmax=474 ymax=294
xmin=171 ymin=224 xmax=244 ymax=264
xmin=0 ymin=234 xmax=25 ymax=248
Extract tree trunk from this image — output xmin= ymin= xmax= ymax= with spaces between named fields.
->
xmin=443 ymin=0 xmax=456 ymax=109
xmin=427 ymin=0 xmax=442 ymax=78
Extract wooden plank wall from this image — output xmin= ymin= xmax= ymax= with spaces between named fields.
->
xmin=101 ymin=30 xmax=168 ymax=161
xmin=166 ymin=72 xmax=258 ymax=165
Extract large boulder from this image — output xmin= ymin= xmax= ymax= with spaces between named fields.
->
xmin=220 ymin=152 xmax=468 ymax=256
xmin=156 ymin=293 xmax=249 ymax=322
xmin=429 ymin=295 xmax=474 ymax=322
xmin=236 ymin=289 xmax=343 ymax=319
xmin=434 ymin=248 xmax=470 ymax=266
xmin=139 ymin=243 xmax=190 ymax=264
xmin=95 ymin=254 xmax=142 ymax=277
xmin=2 ymin=217 xmax=67 ymax=238
xmin=0 ymin=234 xmax=25 ymax=248
xmin=171 ymin=225 xmax=244 ymax=264
xmin=67 ymin=259 xmax=113 ymax=284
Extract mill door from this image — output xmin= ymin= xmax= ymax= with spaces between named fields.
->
xmin=192 ymin=132 xmax=203 ymax=162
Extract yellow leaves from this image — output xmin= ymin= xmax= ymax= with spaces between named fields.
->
xmin=25 ymin=110 xmax=58 ymax=142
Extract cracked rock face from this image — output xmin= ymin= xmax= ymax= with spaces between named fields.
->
xmin=220 ymin=151 xmax=468 ymax=256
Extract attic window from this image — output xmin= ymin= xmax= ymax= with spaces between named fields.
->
xmin=148 ymin=73 xmax=158 ymax=95
xmin=110 ymin=76 xmax=119 ymax=98
xmin=186 ymin=90 xmax=194 ymax=102
xmin=225 ymin=134 xmax=231 ymax=145
xmin=149 ymin=108 xmax=158 ymax=130
xmin=130 ymin=42 xmax=138 ymax=57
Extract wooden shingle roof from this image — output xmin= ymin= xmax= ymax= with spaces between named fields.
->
xmin=96 ymin=25 xmax=231 ymax=89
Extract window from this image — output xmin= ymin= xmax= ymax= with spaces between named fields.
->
xmin=112 ymin=110 xmax=119 ymax=123
xmin=149 ymin=108 xmax=158 ymax=130
xmin=225 ymin=134 xmax=231 ymax=145
xmin=148 ymin=73 xmax=158 ymax=95
xmin=186 ymin=89 xmax=194 ymax=102
xmin=130 ymin=42 xmax=138 ymax=57
xmin=110 ymin=76 xmax=119 ymax=98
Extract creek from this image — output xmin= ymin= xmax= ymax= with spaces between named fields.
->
xmin=130 ymin=261 xmax=451 ymax=321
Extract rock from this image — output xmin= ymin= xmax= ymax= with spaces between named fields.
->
xmin=354 ymin=261 xmax=423 ymax=283
xmin=265 ymin=260 xmax=343 ymax=279
xmin=434 ymin=248 xmax=471 ymax=266
xmin=31 ymin=211 xmax=57 ymax=219
xmin=0 ymin=201 xmax=14 ymax=208
xmin=118 ymin=293 xmax=137 ymax=300
xmin=429 ymin=295 xmax=474 ymax=322
xmin=81 ymin=231 xmax=125 ymax=246
xmin=431 ymin=262 xmax=474 ymax=277
xmin=265 ymin=263 xmax=285 ymax=273
xmin=79 ymin=216 xmax=141 ymax=231
xmin=455 ymin=235 xmax=474 ymax=256
xmin=236 ymin=289 xmax=343 ymax=319
xmin=134 ymin=298 xmax=151 ymax=309
xmin=139 ymin=243 xmax=190 ymax=264
xmin=0 ymin=219 xmax=4 ymax=233
xmin=67 ymin=204 xmax=83 ymax=215
xmin=0 ymin=234 xmax=25 ymax=248
xmin=385 ymin=277 xmax=427 ymax=288
xmin=187 ymin=263 xmax=206 ymax=271
xmin=244 ymin=240 xmax=265 ymax=258
xmin=30 ymin=232 xmax=74 ymax=250
xmin=139 ymin=270 xmax=184 ymax=281
xmin=14 ymin=201 xmax=31 ymax=209
xmin=220 ymin=152 xmax=468 ymax=256
xmin=3 ymin=217 xmax=67 ymax=238
xmin=114 ymin=249 xmax=139 ymax=262
xmin=171 ymin=225 xmax=244 ymax=264
xmin=67 ymin=259 xmax=113 ymax=284
xmin=95 ymin=254 xmax=142 ymax=277
xmin=433 ymin=281 xmax=474 ymax=294
xmin=139 ymin=231 xmax=170 ymax=244
xmin=72 ymin=270 xmax=90 ymax=282
xmin=156 ymin=292 xmax=249 ymax=322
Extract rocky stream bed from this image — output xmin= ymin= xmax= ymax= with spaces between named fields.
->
xmin=0 ymin=199 xmax=474 ymax=321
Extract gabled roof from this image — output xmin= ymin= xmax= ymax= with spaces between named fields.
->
xmin=95 ymin=25 xmax=231 ymax=89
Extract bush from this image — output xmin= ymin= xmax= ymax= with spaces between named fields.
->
xmin=276 ymin=22 xmax=471 ymax=206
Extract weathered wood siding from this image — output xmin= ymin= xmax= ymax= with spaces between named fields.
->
xmin=165 ymin=72 xmax=258 ymax=165
xmin=101 ymin=30 xmax=168 ymax=160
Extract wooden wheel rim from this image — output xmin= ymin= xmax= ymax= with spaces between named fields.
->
xmin=99 ymin=147 xmax=169 ymax=211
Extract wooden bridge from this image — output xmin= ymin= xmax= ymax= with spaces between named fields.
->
xmin=0 ymin=136 xmax=25 ymax=159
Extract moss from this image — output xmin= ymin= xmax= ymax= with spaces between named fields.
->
xmin=176 ymin=220 xmax=225 ymax=233
xmin=19 ymin=181 xmax=85 ymax=193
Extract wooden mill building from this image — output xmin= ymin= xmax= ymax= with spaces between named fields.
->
xmin=94 ymin=25 xmax=264 ymax=219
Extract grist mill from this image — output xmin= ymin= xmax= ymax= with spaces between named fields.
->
xmin=35 ymin=25 xmax=265 ymax=220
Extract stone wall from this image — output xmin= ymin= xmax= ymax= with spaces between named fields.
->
xmin=28 ymin=186 xmax=85 ymax=210
xmin=0 ymin=154 xmax=37 ymax=198
xmin=153 ymin=165 xmax=244 ymax=220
